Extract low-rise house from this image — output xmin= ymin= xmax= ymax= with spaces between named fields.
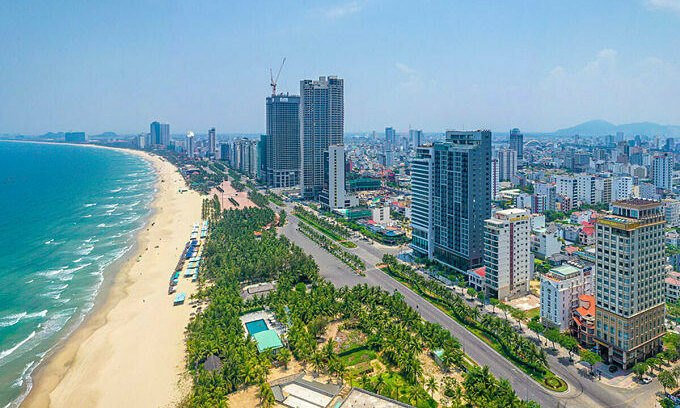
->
xmin=571 ymin=295 xmax=596 ymax=347
xmin=540 ymin=262 xmax=594 ymax=331
xmin=465 ymin=266 xmax=486 ymax=292
xmin=667 ymin=269 xmax=680 ymax=303
xmin=532 ymin=230 xmax=562 ymax=260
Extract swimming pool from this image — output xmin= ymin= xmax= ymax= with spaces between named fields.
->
xmin=245 ymin=319 xmax=268 ymax=335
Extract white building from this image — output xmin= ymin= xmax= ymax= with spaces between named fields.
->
xmin=371 ymin=206 xmax=391 ymax=224
xmin=540 ymin=263 xmax=594 ymax=331
xmin=532 ymin=230 xmax=561 ymax=260
xmin=556 ymin=176 xmax=577 ymax=200
xmin=484 ymin=208 xmax=531 ymax=300
xmin=491 ymin=157 xmax=500 ymax=200
xmin=576 ymin=175 xmax=596 ymax=205
xmin=613 ymin=177 xmax=633 ymax=201
xmin=664 ymin=199 xmax=680 ymax=228
xmin=653 ymin=153 xmax=674 ymax=190
xmin=319 ymin=145 xmax=358 ymax=209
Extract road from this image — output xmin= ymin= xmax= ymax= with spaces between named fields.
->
xmin=276 ymin=202 xmax=660 ymax=408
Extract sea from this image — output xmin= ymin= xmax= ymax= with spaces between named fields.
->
xmin=0 ymin=141 xmax=156 ymax=407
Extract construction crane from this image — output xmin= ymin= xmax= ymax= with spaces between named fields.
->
xmin=270 ymin=57 xmax=286 ymax=96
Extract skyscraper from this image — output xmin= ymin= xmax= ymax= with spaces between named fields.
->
xmin=385 ymin=127 xmax=396 ymax=147
xmin=300 ymin=76 xmax=344 ymax=199
xmin=497 ymin=149 xmax=517 ymax=181
xmin=652 ymin=153 xmax=673 ymax=190
xmin=411 ymin=146 xmax=434 ymax=258
xmin=319 ymin=145 xmax=357 ymax=209
xmin=410 ymin=129 xmax=423 ymax=148
xmin=490 ymin=157 xmax=499 ymax=200
xmin=266 ymin=94 xmax=301 ymax=188
xmin=429 ymin=130 xmax=492 ymax=272
xmin=150 ymin=121 xmax=170 ymax=147
xmin=186 ymin=132 xmax=194 ymax=158
xmin=484 ymin=208 xmax=531 ymax=299
xmin=594 ymin=199 xmax=666 ymax=368
xmin=509 ymin=128 xmax=524 ymax=160
xmin=208 ymin=128 xmax=216 ymax=158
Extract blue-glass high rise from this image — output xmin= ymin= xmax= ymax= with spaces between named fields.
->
xmin=411 ymin=130 xmax=492 ymax=273
xmin=266 ymin=95 xmax=300 ymax=188
xmin=300 ymin=76 xmax=344 ymax=200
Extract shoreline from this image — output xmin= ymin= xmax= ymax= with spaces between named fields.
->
xmin=15 ymin=142 xmax=201 ymax=408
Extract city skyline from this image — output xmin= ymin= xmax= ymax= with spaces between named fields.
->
xmin=2 ymin=1 xmax=680 ymax=135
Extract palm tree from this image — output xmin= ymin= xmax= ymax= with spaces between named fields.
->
xmin=374 ymin=374 xmax=387 ymax=394
xmin=312 ymin=351 xmax=325 ymax=375
xmin=425 ymin=377 xmax=438 ymax=398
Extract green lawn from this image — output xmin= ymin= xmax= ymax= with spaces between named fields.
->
xmin=339 ymin=348 xmax=377 ymax=367
xmin=295 ymin=213 xmax=356 ymax=248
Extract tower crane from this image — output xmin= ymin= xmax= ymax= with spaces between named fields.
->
xmin=270 ymin=57 xmax=286 ymax=96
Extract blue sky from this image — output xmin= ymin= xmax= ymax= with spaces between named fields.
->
xmin=1 ymin=0 xmax=679 ymax=135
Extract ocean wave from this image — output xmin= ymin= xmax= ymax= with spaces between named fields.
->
xmin=102 ymin=203 xmax=119 ymax=209
xmin=110 ymin=187 xmax=122 ymax=193
xmin=0 ymin=331 xmax=36 ymax=362
xmin=44 ymin=239 xmax=54 ymax=245
xmin=82 ymin=214 xmax=93 ymax=218
xmin=76 ymin=244 xmax=94 ymax=256
xmin=97 ymin=223 xmax=107 ymax=228
xmin=84 ymin=203 xmax=97 ymax=207
xmin=0 ymin=310 xmax=47 ymax=328
xmin=73 ymin=257 xmax=82 ymax=263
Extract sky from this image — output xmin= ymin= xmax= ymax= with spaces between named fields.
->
xmin=1 ymin=0 xmax=679 ymax=135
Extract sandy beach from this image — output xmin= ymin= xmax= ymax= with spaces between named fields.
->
xmin=21 ymin=146 xmax=202 ymax=408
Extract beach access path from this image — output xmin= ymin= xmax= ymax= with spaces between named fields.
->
xmin=22 ymin=148 xmax=202 ymax=408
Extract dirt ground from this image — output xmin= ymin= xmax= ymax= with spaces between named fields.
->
xmin=505 ymin=293 xmax=540 ymax=311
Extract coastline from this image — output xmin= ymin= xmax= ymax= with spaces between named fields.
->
xmin=18 ymin=143 xmax=202 ymax=408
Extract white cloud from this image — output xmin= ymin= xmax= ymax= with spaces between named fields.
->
xmin=395 ymin=62 xmax=416 ymax=74
xmin=645 ymin=0 xmax=680 ymax=12
xmin=323 ymin=2 xmax=362 ymax=18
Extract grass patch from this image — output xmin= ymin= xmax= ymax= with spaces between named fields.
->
xmin=296 ymin=213 xmax=356 ymax=248
xmin=339 ymin=348 xmax=377 ymax=367
xmin=353 ymin=371 xmax=436 ymax=408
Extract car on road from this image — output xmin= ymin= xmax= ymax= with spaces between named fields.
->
xmin=608 ymin=365 xmax=618 ymax=373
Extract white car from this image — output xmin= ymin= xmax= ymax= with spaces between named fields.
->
xmin=640 ymin=377 xmax=652 ymax=384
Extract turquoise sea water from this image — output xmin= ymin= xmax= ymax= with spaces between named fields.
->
xmin=0 ymin=141 xmax=155 ymax=407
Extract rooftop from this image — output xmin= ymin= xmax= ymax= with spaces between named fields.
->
xmin=613 ymin=198 xmax=662 ymax=209
xmin=339 ymin=387 xmax=413 ymax=408
xmin=252 ymin=329 xmax=284 ymax=353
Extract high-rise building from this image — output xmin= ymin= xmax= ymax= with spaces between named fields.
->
xmin=594 ymin=199 xmax=666 ymax=368
xmin=509 ymin=128 xmax=524 ymax=160
xmin=385 ymin=127 xmax=396 ymax=147
xmin=300 ymin=76 xmax=344 ymax=199
xmin=319 ymin=145 xmax=357 ymax=209
xmin=614 ymin=177 xmax=634 ymax=201
xmin=535 ymin=182 xmax=557 ymax=211
xmin=208 ymin=128 xmax=216 ymax=158
xmin=410 ymin=129 xmax=423 ymax=148
xmin=498 ymin=149 xmax=517 ymax=181
xmin=576 ymin=175 xmax=596 ymax=205
xmin=430 ymin=130 xmax=491 ymax=272
xmin=411 ymin=146 xmax=435 ymax=259
xmin=186 ymin=132 xmax=195 ymax=158
xmin=266 ymin=94 xmax=301 ymax=188
xmin=150 ymin=121 xmax=170 ymax=147
xmin=230 ymin=138 xmax=260 ymax=177
xmin=484 ymin=208 xmax=531 ymax=300
xmin=556 ymin=175 xmax=577 ymax=200
xmin=490 ymin=157 xmax=499 ymax=200
xmin=652 ymin=153 xmax=673 ymax=190
xmin=595 ymin=177 xmax=613 ymax=204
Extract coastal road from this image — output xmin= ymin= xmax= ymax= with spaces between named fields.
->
xmin=276 ymin=203 xmax=659 ymax=408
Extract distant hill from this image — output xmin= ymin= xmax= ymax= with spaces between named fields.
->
xmin=554 ymin=120 xmax=680 ymax=137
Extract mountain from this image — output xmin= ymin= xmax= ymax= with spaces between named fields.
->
xmin=554 ymin=120 xmax=680 ymax=137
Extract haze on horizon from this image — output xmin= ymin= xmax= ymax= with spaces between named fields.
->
xmin=1 ymin=0 xmax=679 ymax=135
